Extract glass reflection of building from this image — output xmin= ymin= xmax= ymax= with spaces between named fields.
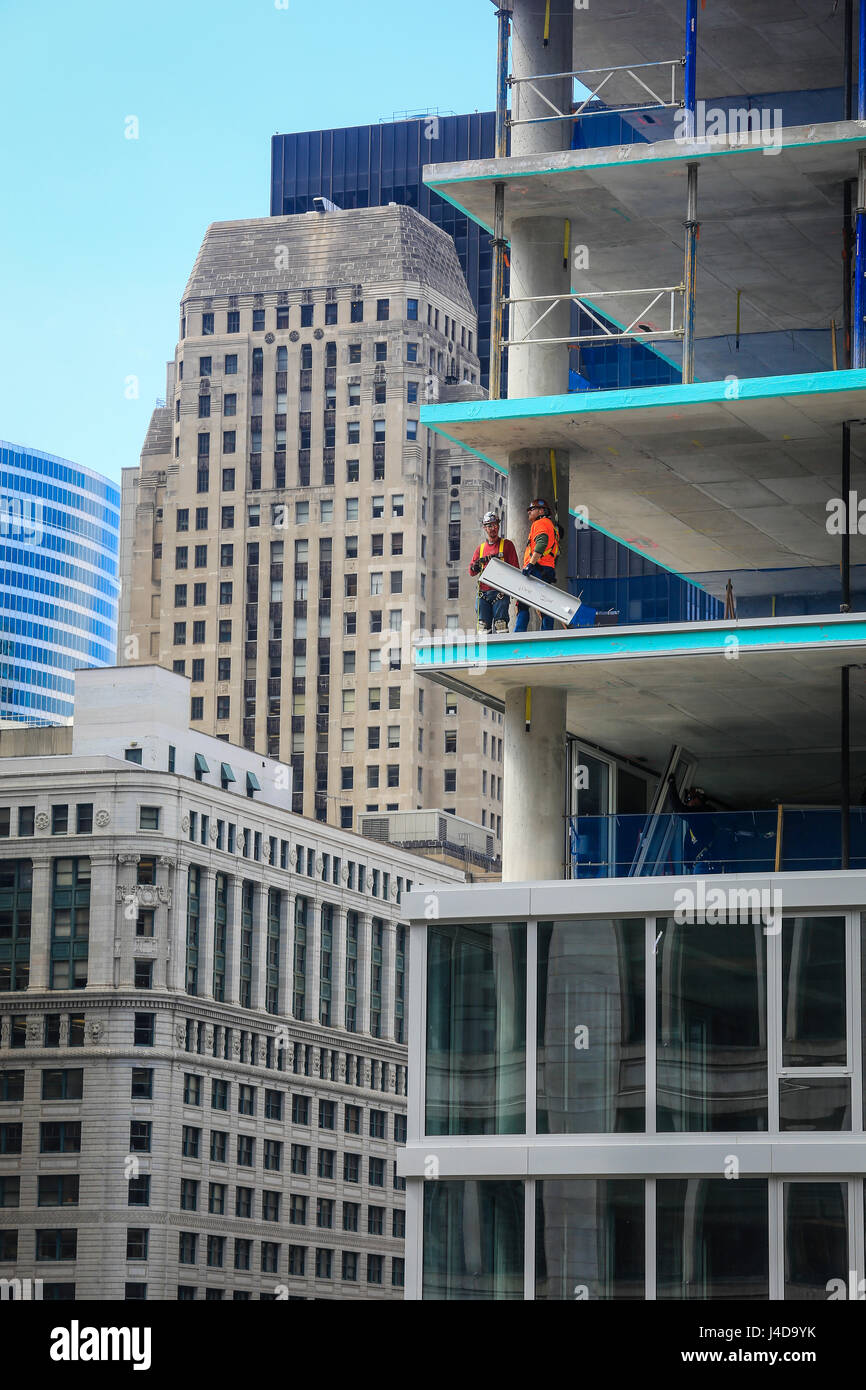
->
xmin=0 ymin=441 xmax=120 ymax=722
xmin=409 ymin=910 xmax=861 ymax=1300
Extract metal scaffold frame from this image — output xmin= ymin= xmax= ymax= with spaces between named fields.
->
xmin=501 ymin=285 xmax=684 ymax=349
xmin=509 ymin=58 xmax=683 ymax=128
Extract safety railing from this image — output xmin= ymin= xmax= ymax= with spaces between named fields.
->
xmin=509 ymin=60 xmax=683 ymax=128
xmin=502 ymin=286 xmax=684 ymax=349
xmin=569 ymin=807 xmax=866 ymax=879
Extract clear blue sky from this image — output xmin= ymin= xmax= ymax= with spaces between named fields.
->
xmin=1 ymin=0 xmax=492 ymax=484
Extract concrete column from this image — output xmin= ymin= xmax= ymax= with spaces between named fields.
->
xmin=225 ymin=876 xmax=243 ymax=1005
xmin=502 ymin=685 xmax=567 ymax=881
xmin=26 ymin=856 xmax=53 ymax=991
xmin=510 ymin=0 xmax=574 ymax=158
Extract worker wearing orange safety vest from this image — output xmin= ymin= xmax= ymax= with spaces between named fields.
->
xmin=515 ymin=498 xmax=560 ymax=632
xmin=469 ymin=511 xmax=520 ymax=632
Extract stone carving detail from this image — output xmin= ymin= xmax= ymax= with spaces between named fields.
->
xmin=115 ymin=884 xmax=172 ymax=910
xmin=88 ymin=1020 xmax=103 ymax=1043
xmin=35 ymin=812 xmax=50 ymax=831
xmin=157 ymin=855 xmax=175 ymax=868
xmin=204 ymin=1024 xmax=215 ymax=1051
xmin=313 ymin=328 xmax=324 ymax=340
xmin=95 ymin=809 xmax=111 ymax=828
xmin=340 ymin=864 xmax=349 ymax=883
xmin=0 ymin=1019 xmax=8 ymax=1047
xmin=117 ymin=853 xmax=139 ymax=865
xmin=232 ymin=1035 xmax=241 ymax=1057
xmin=181 ymin=815 xmax=190 ymax=833
xmin=26 ymin=1018 xmax=41 ymax=1043
xmin=390 ymin=880 xmax=399 ymax=901
xmin=257 ymin=1040 xmax=268 ymax=1066
xmin=316 ymin=854 xmax=324 ymax=875
xmin=289 ymin=330 xmax=299 ymax=342
xmin=209 ymin=824 xmax=219 ymax=844
xmin=175 ymin=1023 xmax=186 ymax=1047
xmin=135 ymin=938 xmax=158 ymax=956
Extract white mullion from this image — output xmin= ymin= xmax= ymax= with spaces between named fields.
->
xmin=524 ymin=1177 xmax=535 ymax=1300
xmin=769 ymin=1178 xmax=784 ymax=1300
xmin=645 ymin=1177 xmax=656 ymax=1300
xmin=526 ymin=918 xmax=537 ymax=1138
xmin=851 ymin=1177 xmax=864 ymax=1296
xmin=767 ymin=915 xmax=780 ymax=1134
xmin=646 ymin=916 xmax=657 ymax=1136
xmin=848 ymin=911 xmax=861 ymax=1132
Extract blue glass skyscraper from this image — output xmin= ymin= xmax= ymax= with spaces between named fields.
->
xmin=0 ymin=442 xmax=120 ymax=722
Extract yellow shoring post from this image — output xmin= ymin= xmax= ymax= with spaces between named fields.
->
xmin=525 ymin=688 xmax=532 ymax=731
xmin=543 ymin=0 xmax=550 ymax=45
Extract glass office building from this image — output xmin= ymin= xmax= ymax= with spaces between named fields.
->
xmin=0 ymin=442 xmax=120 ymax=722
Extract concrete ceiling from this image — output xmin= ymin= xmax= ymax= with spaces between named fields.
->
xmin=425 ymin=123 xmax=866 ymax=342
xmin=423 ymin=373 xmax=866 ymax=575
xmin=416 ymin=613 xmax=866 ymax=803
xmin=568 ymin=0 xmax=845 ymax=103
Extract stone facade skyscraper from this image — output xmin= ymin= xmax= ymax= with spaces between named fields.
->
xmin=121 ymin=207 xmax=506 ymax=847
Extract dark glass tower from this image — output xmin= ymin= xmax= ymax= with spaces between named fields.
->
xmin=271 ymin=114 xmax=497 ymax=387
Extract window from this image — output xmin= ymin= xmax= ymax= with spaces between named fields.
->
xmin=210 ymin=1130 xmax=227 ymax=1163
xmin=369 ymin=1109 xmax=386 ymax=1139
xmin=317 ymin=1149 xmax=335 ymax=1180
xmin=41 ymin=1069 xmax=83 ymax=1101
xmin=183 ymin=1073 xmax=202 ymax=1106
xmin=343 ymin=1152 xmax=360 ymax=1184
xmin=35 ymin=1229 xmax=78 ymax=1262
xmin=369 ymin=1156 xmax=385 ymax=1186
xmin=131 ymin=1068 xmax=152 ymax=1100
xmin=128 ymin=1175 xmax=151 ymax=1207
xmin=235 ymin=1187 xmax=253 ymax=1219
xmin=342 ymin=1251 xmax=359 ymax=1282
xmin=291 ymin=1144 xmax=309 ymax=1176
xmin=178 ymin=1232 xmax=197 ymax=1265
xmin=263 ymin=1139 xmax=282 ymax=1172
xmin=223 ymin=353 xmax=237 ymax=374
xmin=406 ymin=342 xmax=418 ymax=362
xmin=236 ymin=1134 xmax=254 ymax=1167
xmin=126 ymin=1228 xmax=149 ymax=1261
xmin=40 ymin=1121 xmax=81 ymax=1155
xmin=182 ymin=1125 xmax=200 ymax=1158
xmin=234 ymin=1237 xmax=251 ymax=1270
xmin=350 ymin=300 xmax=363 ymax=322
xmin=406 ymin=419 xmax=418 ymax=440
xmin=290 ymin=1194 xmax=307 ymax=1225
xmin=264 ymin=1088 xmax=283 ymax=1121
xmin=292 ymin=1094 xmax=310 ymax=1126
xmin=139 ymin=806 xmax=160 ymax=830
xmin=36 ymin=1175 xmax=78 ymax=1209
xmin=262 ymin=1191 xmax=281 ymax=1222
xmin=75 ymin=803 xmax=93 ymax=834
xmin=344 ymin=1105 xmax=361 ymax=1135
xmin=238 ymin=1083 xmax=256 ymax=1116
xmin=202 ymin=312 xmax=214 ymax=335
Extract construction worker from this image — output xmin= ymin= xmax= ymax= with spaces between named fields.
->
xmin=469 ymin=511 xmax=520 ymax=632
xmin=515 ymin=498 xmax=560 ymax=632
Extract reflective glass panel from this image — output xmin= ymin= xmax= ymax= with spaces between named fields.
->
xmin=426 ymin=923 xmax=525 ymax=1135
xmin=782 ymin=917 xmax=846 ymax=1068
xmin=657 ymin=1179 xmax=769 ymax=1300
xmin=537 ymin=919 xmax=644 ymax=1133
xmin=535 ymin=1180 xmax=644 ymax=1300
xmin=784 ymin=1182 xmax=848 ymax=1300
xmin=657 ymin=923 xmax=767 ymax=1131
xmin=779 ymin=1078 xmax=851 ymax=1131
xmin=423 ymin=1180 xmax=524 ymax=1300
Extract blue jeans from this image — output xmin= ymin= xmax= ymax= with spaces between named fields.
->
xmin=515 ymin=563 xmax=556 ymax=631
xmin=477 ymin=590 xmax=510 ymax=630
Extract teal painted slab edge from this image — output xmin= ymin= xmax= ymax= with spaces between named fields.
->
xmin=421 ymin=369 xmax=866 ymax=428
xmin=414 ymin=618 xmax=866 ymax=669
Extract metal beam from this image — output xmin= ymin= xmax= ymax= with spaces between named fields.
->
xmin=491 ymin=182 xmax=507 ymax=400
xmin=495 ymin=5 xmax=510 ymax=158
xmin=684 ymin=0 xmax=698 ymax=140
xmin=682 ymin=163 xmax=699 ymax=384
xmin=843 ymin=421 xmax=852 ymax=613
xmin=842 ymin=665 xmax=851 ymax=870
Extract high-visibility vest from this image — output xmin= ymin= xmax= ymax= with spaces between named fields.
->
xmin=524 ymin=518 xmax=558 ymax=568
xmin=478 ymin=538 xmax=505 ymax=565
